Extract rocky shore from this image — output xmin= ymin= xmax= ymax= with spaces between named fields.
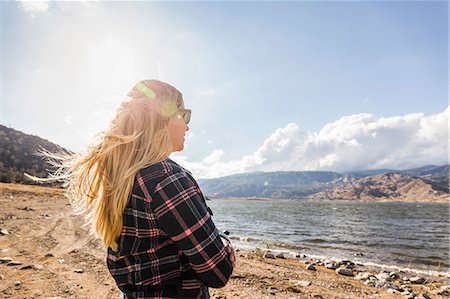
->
xmin=212 ymin=249 xmax=449 ymax=298
xmin=0 ymin=183 xmax=448 ymax=299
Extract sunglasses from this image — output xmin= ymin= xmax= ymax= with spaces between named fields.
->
xmin=178 ymin=108 xmax=191 ymax=124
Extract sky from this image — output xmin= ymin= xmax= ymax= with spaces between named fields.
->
xmin=1 ymin=0 xmax=448 ymax=179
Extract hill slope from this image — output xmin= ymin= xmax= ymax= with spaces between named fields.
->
xmin=307 ymin=172 xmax=449 ymax=202
xmin=0 ymin=125 xmax=67 ymax=185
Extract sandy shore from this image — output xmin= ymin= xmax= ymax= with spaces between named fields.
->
xmin=0 ymin=183 xmax=448 ymax=299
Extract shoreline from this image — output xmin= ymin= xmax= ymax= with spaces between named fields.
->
xmin=226 ymin=239 xmax=450 ymax=280
xmin=210 ymin=248 xmax=449 ymax=299
xmin=210 ymin=197 xmax=450 ymax=203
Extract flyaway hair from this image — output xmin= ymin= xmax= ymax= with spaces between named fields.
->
xmin=26 ymin=80 xmax=184 ymax=250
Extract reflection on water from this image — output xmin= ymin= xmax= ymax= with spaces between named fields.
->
xmin=208 ymin=199 xmax=450 ymax=273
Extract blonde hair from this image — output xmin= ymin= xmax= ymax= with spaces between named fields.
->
xmin=29 ymin=80 xmax=183 ymax=251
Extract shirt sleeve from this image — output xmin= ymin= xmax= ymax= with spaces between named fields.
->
xmin=150 ymin=171 xmax=233 ymax=288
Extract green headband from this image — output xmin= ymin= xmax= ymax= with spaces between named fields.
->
xmin=135 ymin=82 xmax=156 ymax=99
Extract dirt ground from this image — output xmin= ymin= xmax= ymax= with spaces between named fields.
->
xmin=0 ymin=183 xmax=447 ymax=299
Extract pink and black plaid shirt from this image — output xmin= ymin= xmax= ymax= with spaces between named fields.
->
xmin=107 ymin=159 xmax=233 ymax=299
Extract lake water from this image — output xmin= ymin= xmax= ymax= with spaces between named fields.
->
xmin=207 ymin=199 xmax=450 ymax=276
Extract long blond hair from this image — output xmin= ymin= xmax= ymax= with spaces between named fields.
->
xmin=30 ymin=80 xmax=183 ymax=250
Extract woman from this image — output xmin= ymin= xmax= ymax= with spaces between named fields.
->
xmin=38 ymin=80 xmax=234 ymax=298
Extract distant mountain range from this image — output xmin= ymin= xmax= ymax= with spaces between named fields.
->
xmin=198 ymin=165 xmax=449 ymax=201
xmin=1 ymin=125 xmax=448 ymax=201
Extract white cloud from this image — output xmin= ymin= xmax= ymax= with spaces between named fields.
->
xmin=19 ymin=0 xmax=50 ymax=16
xmin=173 ymin=107 xmax=449 ymax=179
xmin=18 ymin=0 xmax=100 ymax=17
xmin=203 ymin=149 xmax=224 ymax=165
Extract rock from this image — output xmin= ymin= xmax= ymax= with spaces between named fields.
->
xmin=74 ymin=268 xmax=84 ymax=273
xmin=336 ymin=267 xmax=354 ymax=277
xmin=0 ymin=257 xmax=12 ymax=263
xmin=264 ymin=252 xmax=276 ymax=259
xmin=276 ymin=253 xmax=286 ymax=259
xmin=401 ymin=290 xmax=411 ymax=295
xmin=7 ymin=261 xmax=23 ymax=266
xmin=33 ymin=264 xmax=44 ymax=270
xmin=354 ymin=252 xmax=365 ymax=257
xmin=417 ymin=293 xmax=431 ymax=299
xmin=58 ymin=259 xmax=65 ymax=264
xmin=293 ymin=280 xmax=311 ymax=287
xmin=0 ymin=229 xmax=9 ymax=235
xmin=407 ymin=292 xmax=416 ymax=299
xmin=306 ymin=264 xmax=316 ymax=271
xmin=14 ymin=280 xmax=21 ymax=286
xmin=364 ymin=280 xmax=376 ymax=287
xmin=383 ymin=283 xmax=400 ymax=291
xmin=325 ymin=262 xmax=338 ymax=270
xmin=387 ymin=288 xmax=400 ymax=294
xmin=20 ymin=265 xmax=33 ymax=270
xmin=355 ymin=272 xmax=371 ymax=281
xmin=18 ymin=207 xmax=35 ymax=211
xmin=312 ymin=294 xmax=323 ymax=299
xmin=375 ymin=273 xmax=391 ymax=281
xmin=436 ymin=285 xmax=450 ymax=296
xmin=410 ymin=277 xmax=426 ymax=284
xmin=45 ymin=253 xmax=54 ymax=257
xmin=389 ymin=271 xmax=400 ymax=279
xmin=0 ymin=274 xmax=4 ymax=280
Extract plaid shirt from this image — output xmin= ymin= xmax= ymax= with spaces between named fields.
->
xmin=107 ymin=159 xmax=233 ymax=299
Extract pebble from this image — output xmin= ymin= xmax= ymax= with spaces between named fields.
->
xmin=45 ymin=253 xmax=54 ymax=257
xmin=336 ymin=267 xmax=354 ymax=277
xmin=74 ymin=268 xmax=84 ymax=273
xmin=325 ymin=262 xmax=338 ymax=270
xmin=387 ymin=288 xmax=400 ymax=294
xmin=306 ymin=264 xmax=316 ymax=271
xmin=364 ymin=280 xmax=376 ymax=287
xmin=0 ymin=274 xmax=4 ymax=280
xmin=410 ymin=277 xmax=426 ymax=284
xmin=33 ymin=264 xmax=44 ymax=270
xmin=407 ymin=292 xmax=416 ymax=299
xmin=14 ymin=280 xmax=21 ymax=286
xmin=375 ymin=273 xmax=391 ymax=281
xmin=7 ymin=261 xmax=23 ymax=266
xmin=0 ymin=257 xmax=12 ymax=263
xmin=436 ymin=285 xmax=450 ymax=296
xmin=312 ymin=294 xmax=323 ymax=299
xmin=389 ymin=271 xmax=400 ymax=279
xmin=293 ymin=280 xmax=311 ymax=287
xmin=264 ymin=252 xmax=276 ymax=259
xmin=276 ymin=253 xmax=286 ymax=259
xmin=0 ymin=229 xmax=9 ymax=235
xmin=355 ymin=272 xmax=371 ymax=281
xmin=417 ymin=293 xmax=431 ymax=299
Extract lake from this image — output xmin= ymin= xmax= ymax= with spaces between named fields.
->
xmin=207 ymin=199 xmax=449 ymax=276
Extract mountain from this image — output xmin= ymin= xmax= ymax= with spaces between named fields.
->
xmin=198 ymin=171 xmax=342 ymax=199
xmin=0 ymin=125 xmax=67 ymax=186
xmin=199 ymin=165 xmax=449 ymax=201
xmin=307 ymin=171 xmax=449 ymax=202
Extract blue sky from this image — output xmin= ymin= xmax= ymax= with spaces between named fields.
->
xmin=1 ymin=1 xmax=448 ymax=178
